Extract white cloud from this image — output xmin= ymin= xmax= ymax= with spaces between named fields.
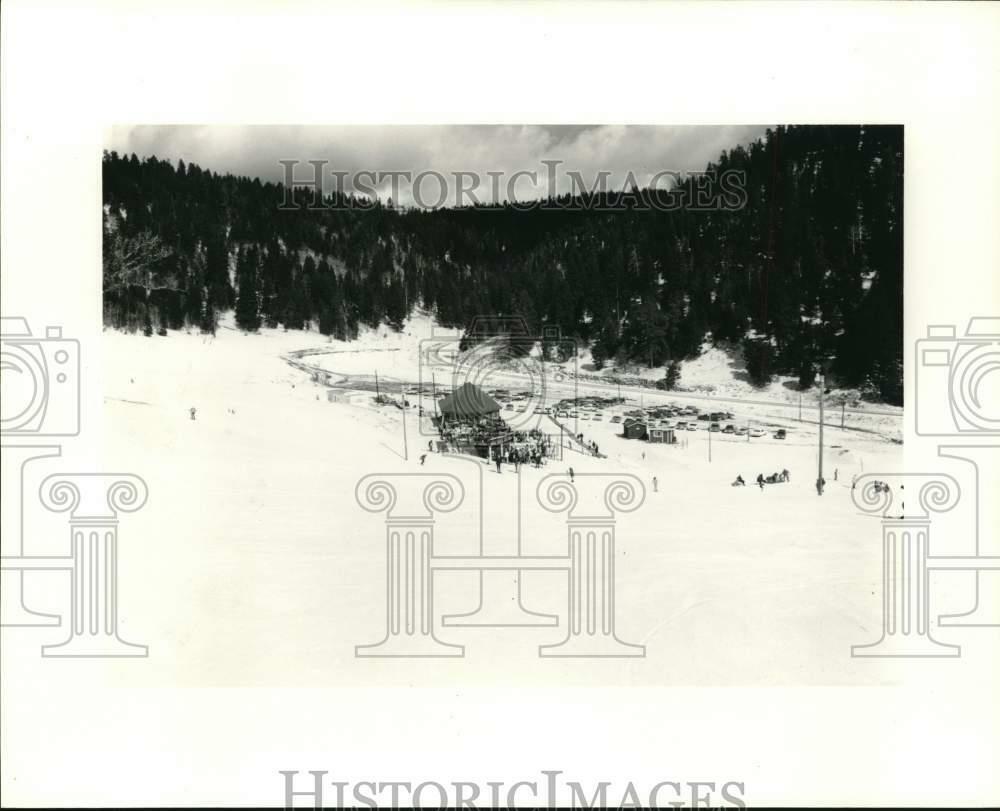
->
xmin=107 ymin=124 xmax=767 ymax=207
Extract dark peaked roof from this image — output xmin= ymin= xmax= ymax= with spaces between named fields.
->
xmin=438 ymin=382 xmax=501 ymax=418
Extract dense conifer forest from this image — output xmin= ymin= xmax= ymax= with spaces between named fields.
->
xmin=102 ymin=125 xmax=904 ymax=403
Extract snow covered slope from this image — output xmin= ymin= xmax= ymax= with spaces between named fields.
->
xmin=85 ymin=314 xmax=946 ymax=688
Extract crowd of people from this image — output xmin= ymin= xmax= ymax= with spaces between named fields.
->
xmin=434 ymin=413 xmax=507 ymax=451
xmin=431 ymin=415 xmax=556 ymax=471
xmin=490 ymin=435 xmax=553 ymax=473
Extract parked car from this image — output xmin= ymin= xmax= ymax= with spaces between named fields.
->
xmin=709 ymin=422 xmax=721 ymax=432
xmin=749 ymin=427 xmax=766 ymax=437
xmin=557 ymin=411 xmax=570 ymax=419
xmin=610 ymin=415 xmax=622 ymax=424
xmin=735 ymin=426 xmax=748 ymax=436
xmin=504 ymin=403 xmax=515 ymax=411
xmin=775 ymin=429 xmax=787 ymax=440
xmin=676 ymin=421 xmax=688 ymax=430
xmin=698 ymin=414 xmax=711 ymax=422
xmin=686 ymin=423 xmax=698 ymax=431
xmin=722 ymin=424 xmax=736 ymax=434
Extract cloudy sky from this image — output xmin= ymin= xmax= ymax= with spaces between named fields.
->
xmin=108 ymin=125 xmax=767 ymax=207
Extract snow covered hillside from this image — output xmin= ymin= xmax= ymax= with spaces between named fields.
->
xmin=86 ymin=313 xmax=950 ymax=689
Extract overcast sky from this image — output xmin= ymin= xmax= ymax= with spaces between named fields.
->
xmin=108 ymin=125 xmax=767 ymax=207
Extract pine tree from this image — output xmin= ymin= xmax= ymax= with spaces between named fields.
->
xmin=591 ymin=341 xmax=608 ymax=370
xmin=199 ymin=289 xmax=217 ymax=335
xmin=743 ymin=337 xmax=774 ymax=387
xmin=664 ymin=360 xmax=681 ymax=390
xmin=235 ymin=247 xmax=261 ymax=331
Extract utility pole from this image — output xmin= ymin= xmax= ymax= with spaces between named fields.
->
xmin=375 ymin=370 xmax=380 ymax=401
xmin=818 ymin=370 xmax=825 ymax=492
xmin=841 ymin=401 xmax=846 ymax=430
xmin=708 ymin=422 xmax=712 ymax=463
xmin=401 ymin=380 xmax=408 ymax=461
xmin=431 ymin=372 xmax=438 ymax=418
xmin=798 ymin=391 xmax=802 ymax=422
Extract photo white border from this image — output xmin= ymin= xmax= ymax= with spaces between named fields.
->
xmin=2 ymin=0 xmax=998 ymax=805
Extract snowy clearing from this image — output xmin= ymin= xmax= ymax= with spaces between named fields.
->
xmin=84 ymin=314 xmax=987 ymax=687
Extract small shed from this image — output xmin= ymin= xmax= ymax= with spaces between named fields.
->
xmin=648 ymin=422 xmax=676 ymax=444
xmin=622 ymin=418 xmax=648 ymax=440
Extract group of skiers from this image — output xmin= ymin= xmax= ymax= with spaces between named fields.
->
xmin=732 ymin=469 xmax=790 ymax=489
xmin=492 ymin=445 xmax=546 ymax=473
xmin=730 ymin=468 xmax=847 ymax=496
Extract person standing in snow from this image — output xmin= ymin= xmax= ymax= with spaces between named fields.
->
xmin=189 ymin=407 xmax=197 ymax=421
xmin=419 ymin=454 xmax=427 ymax=466
xmin=652 ymin=476 xmax=658 ymax=493
xmin=568 ymin=467 xmax=575 ymax=483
